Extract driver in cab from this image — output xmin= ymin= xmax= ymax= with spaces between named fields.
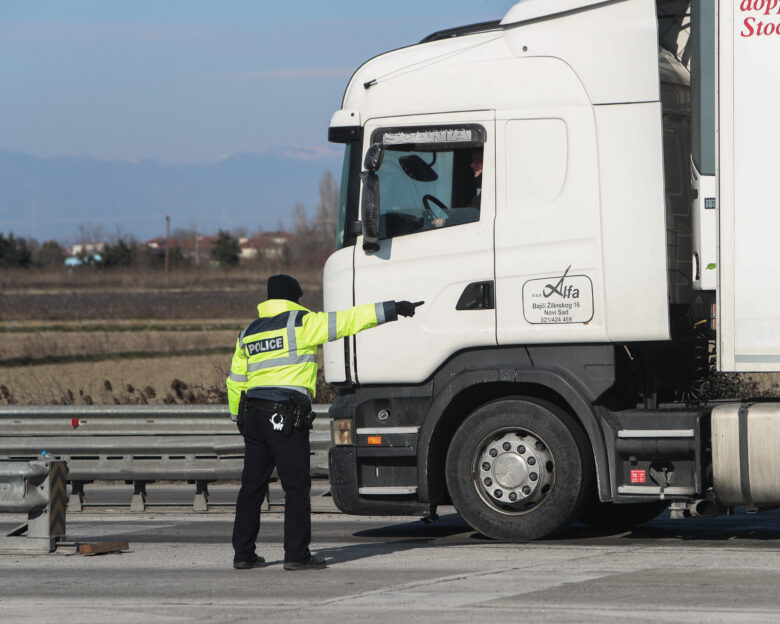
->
xmin=432 ymin=148 xmax=482 ymax=227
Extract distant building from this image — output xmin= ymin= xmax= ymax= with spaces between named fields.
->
xmin=238 ymin=237 xmax=258 ymax=260
xmin=62 ymin=233 xmax=296 ymax=267
xmin=146 ymin=235 xmax=217 ymax=265
xmin=70 ymin=242 xmax=105 ymax=256
xmin=240 ymin=231 xmax=293 ymax=261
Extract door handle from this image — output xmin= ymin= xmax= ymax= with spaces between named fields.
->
xmin=456 ymin=281 xmax=495 ymax=310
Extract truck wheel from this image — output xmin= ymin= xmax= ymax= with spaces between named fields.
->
xmin=446 ymin=397 xmax=594 ymax=541
xmin=578 ymin=500 xmax=668 ymax=533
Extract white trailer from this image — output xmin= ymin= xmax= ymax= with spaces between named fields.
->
xmin=323 ymin=0 xmax=780 ymax=539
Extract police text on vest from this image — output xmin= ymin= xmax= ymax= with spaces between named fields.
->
xmin=246 ymin=337 xmax=284 ymax=355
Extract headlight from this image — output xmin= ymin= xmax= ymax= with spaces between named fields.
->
xmin=330 ymin=418 xmax=353 ymax=445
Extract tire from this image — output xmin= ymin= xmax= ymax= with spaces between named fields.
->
xmin=445 ymin=397 xmax=594 ymax=541
xmin=578 ymin=500 xmax=668 ymax=533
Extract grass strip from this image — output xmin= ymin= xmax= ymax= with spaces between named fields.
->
xmin=0 ymin=347 xmax=233 ymax=368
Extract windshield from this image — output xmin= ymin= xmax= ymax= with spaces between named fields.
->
xmin=335 ymin=142 xmax=362 ymax=249
xmin=336 ymin=144 xmax=351 ymax=249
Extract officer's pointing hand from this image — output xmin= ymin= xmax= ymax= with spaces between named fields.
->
xmin=396 ymin=301 xmax=424 ymax=317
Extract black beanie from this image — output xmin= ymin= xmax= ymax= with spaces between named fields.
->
xmin=267 ymin=274 xmax=303 ymax=303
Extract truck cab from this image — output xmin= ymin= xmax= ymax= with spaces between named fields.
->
xmin=323 ymin=0 xmax=780 ymax=539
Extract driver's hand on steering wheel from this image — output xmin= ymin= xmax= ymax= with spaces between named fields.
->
xmin=432 ymin=217 xmax=446 ymax=227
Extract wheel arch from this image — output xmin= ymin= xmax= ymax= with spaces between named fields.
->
xmin=418 ymin=369 xmax=611 ymax=504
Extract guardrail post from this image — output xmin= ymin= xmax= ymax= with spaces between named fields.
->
xmin=193 ymin=480 xmax=210 ymax=512
xmin=130 ymin=481 xmax=149 ymax=512
xmin=68 ymin=480 xmax=87 ymax=512
xmin=0 ymin=459 xmax=68 ymax=552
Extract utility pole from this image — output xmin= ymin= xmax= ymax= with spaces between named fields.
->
xmin=165 ymin=215 xmax=170 ymax=288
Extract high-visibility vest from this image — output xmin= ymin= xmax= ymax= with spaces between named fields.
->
xmin=226 ymin=298 xmax=397 ymax=416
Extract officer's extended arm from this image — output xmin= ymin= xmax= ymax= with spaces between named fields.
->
xmin=298 ymin=300 xmax=423 ymax=346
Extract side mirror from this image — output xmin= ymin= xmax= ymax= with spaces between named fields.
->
xmin=363 ymin=143 xmax=384 ymax=172
xmin=360 ymin=171 xmax=380 ymax=252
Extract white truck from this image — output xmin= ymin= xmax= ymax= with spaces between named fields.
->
xmin=322 ymin=0 xmax=780 ymax=539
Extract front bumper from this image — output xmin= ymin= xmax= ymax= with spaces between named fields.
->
xmin=328 ymin=446 xmax=429 ymax=516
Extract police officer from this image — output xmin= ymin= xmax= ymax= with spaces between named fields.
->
xmin=228 ymin=274 xmax=422 ymax=570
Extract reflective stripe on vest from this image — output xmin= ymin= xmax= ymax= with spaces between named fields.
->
xmin=286 ymin=310 xmax=299 ymax=355
xmin=328 ymin=311 xmax=337 ymax=342
xmin=229 ymin=371 xmax=248 ymax=382
xmin=247 ymin=353 xmax=317 ymax=371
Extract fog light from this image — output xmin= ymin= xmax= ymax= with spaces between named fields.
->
xmin=331 ymin=418 xmax=353 ymax=445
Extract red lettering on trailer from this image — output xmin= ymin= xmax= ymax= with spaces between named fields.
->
xmin=742 ymin=16 xmax=780 ymax=35
xmin=740 ymin=0 xmax=780 ymax=37
xmin=741 ymin=0 xmax=780 ymax=15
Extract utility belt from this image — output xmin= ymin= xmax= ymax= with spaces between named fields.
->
xmin=237 ymin=390 xmax=314 ymax=435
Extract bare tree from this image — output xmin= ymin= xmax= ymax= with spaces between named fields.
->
xmin=286 ymin=171 xmax=340 ymax=268
xmin=309 ymin=171 xmax=339 ymax=261
xmin=314 ymin=170 xmax=339 ymax=242
xmin=172 ymin=227 xmax=197 ymax=242
xmin=291 ymin=202 xmax=310 ymax=236
xmin=231 ymin=226 xmax=248 ymax=239
xmin=72 ymin=223 xmax=107 ymax=246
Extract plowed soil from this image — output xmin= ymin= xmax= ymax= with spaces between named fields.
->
xmin=0 ymin=273 xmax=329 ymax=405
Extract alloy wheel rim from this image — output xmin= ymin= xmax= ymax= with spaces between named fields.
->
xmin=471 ymin=427 xmax=556 ymax=515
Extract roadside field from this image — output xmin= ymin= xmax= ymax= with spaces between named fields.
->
xmin=0 ymin=353 xmax=229 ymax=405
xmin=0 ymin=328 xmax=239 ymax=363
xmin=0 ymin=266 xmax=332 ymax=406
xmin=0 ymin=287 xmax=322 ymax=321
xmin=0 ymin=266 xmax=325 ymax=321
xmin=0 ymin=319 xmax=336 ymax=405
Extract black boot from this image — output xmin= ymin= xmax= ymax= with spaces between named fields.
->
xmin=283 ymin=554 xmax=327 ymax=570
xmin=233 ymin=554 xmax=267 ymax=569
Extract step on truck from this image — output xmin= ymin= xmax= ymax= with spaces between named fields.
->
xmin=322 ymin=0 xmax=780 ymax=539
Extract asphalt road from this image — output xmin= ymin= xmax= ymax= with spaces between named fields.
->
xmin=3 ymin=484 xmax=780 ymax=623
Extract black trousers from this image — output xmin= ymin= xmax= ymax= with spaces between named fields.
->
xmin=232 ymin=401 xmax=311 ymax=563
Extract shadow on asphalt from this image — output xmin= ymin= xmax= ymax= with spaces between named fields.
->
xmin=353 ymin=513 xmax=472 ymax=539
xmin=314 ymin=539 xmax=442 ymax=566
xmin=538 ymin=507 xmax=780 ymax=544
xmin=8 ymin=506 xmax=780 ymax=556
xmin=355 ymin=507 xmax=780 ymax=547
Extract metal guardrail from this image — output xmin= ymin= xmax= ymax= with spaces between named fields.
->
xmin=0 ymin=460 xmax=67 ymax=551
xmin=0 ymin=461 xmax=53 ymax=513
xmin=0 ymin=405 xmax=332 ymax=512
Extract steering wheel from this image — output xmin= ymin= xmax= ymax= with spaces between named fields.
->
xmin=422 ymin=194 xmax=450 ymax=217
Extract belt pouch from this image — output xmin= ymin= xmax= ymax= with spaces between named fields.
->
xmin=281 ymin=406 xmax=295 ymax=435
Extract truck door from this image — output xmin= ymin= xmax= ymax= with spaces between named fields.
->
xmin=493 ymin=109 xmax=607 ymax=344
xmin=352 ymin=112 xmax=496 ymax=384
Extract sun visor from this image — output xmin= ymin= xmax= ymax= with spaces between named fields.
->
xmin=370 ymin=124 xmax=486 ymax=152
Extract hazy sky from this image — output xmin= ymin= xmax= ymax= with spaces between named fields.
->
xmin=1 ymin=0 xmax=517 ymax=165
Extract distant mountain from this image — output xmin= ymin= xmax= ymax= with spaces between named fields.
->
xmin=0 ymin=148 xmax=342 ymax=243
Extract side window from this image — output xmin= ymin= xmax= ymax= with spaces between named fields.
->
xmin=370 ymin=125 xmax=484 ymax=239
